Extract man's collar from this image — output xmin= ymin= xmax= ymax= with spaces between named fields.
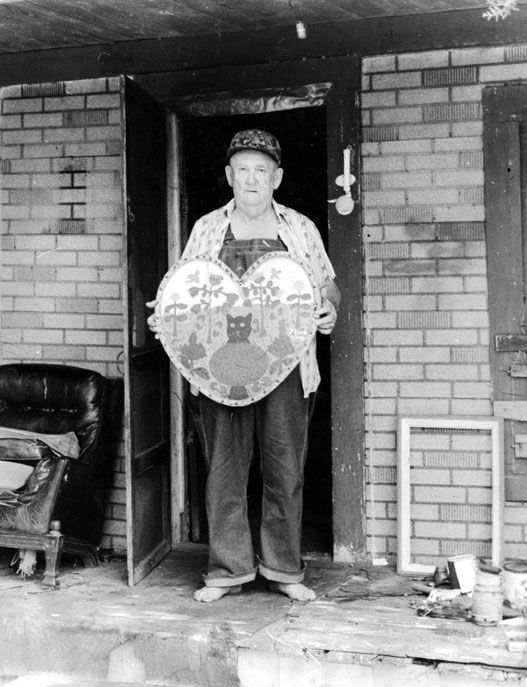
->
xmin=224 ymin=198 xmax=286 ymax=221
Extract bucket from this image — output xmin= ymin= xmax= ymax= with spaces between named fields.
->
xmin=503 ymin=560 xmax=527 ymax=612
xmin=471 ymin=570 xmax=503 ymax=626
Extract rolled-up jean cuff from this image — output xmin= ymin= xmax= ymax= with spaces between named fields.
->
xmin=258 ymin=558 xmax=306 ymax=584
xmin=204 ymin=569 xmax=257 ymax=587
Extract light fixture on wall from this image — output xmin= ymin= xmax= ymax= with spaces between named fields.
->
xmin=328 ymin=146 xmax=356 ymax=216
xmin=288 ymin=0 xmax=307 ymax=39
xmin=483 ymin=0 xmax=519 ymax=20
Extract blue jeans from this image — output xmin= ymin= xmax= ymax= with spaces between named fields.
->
xmin=191 ymin=368 xmax=314 ymax=587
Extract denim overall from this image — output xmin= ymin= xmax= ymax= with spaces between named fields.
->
xmin=191 ymin=228 xmax=313 ymax=587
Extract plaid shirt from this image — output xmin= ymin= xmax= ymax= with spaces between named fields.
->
xmin=181 ymin=198 xmax=336 ymax=396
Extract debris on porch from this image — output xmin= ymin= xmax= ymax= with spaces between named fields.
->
xmin=0 ymin=545 xmax=526 ymax=686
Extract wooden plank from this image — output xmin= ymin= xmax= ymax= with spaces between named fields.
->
xmin=0 ymin=3 xmax=88 ymax=48
xmin=135 ymin=57 xmax=358 ymax=106
xmin=495 ymin=334 xmax=527 ymax=352
xmin=485 ymin=119 xmax=524 ymax=402
xmin=326 ymin=78 xmax=367 ymax=562
xmin=25 ymin=0 xmax=135 ymax=42
xmin=494 ymin=400 xmax=527 ymax=421
xmin=23 ymin=0 xmax=132 ymax=43
xmin=2 ymin=9 xmax=527 ymax=86
xmin=239 ymin=597 xmax=527 ymax=670
xmin=483 ymin=84 xmax=527 ymax=122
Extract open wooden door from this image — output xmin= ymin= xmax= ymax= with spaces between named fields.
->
xmin=122 ymin=77 xmax=171 ymax=585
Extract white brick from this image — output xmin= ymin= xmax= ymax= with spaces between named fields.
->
xmin=451 ymin=85 xmax=483 ymax=102
xmin=452 ymin=470 xmax=491 ymax=487
xmin=414 ymin=486 xmax=466 ymax=503
xmin=373 ymin=364 xmax=423 ymax=380
xmin=398 ymin=50 xmax=449 ymax=71
xmin=362 ymin=91 xmax=397 ymax=108
xmin=369 ymin=382 xmax=397 ymax=397
xmin=381 ymin=140 xmax=432 ymax=154
xmin=434 ymin=137 xmax=482 ymax=152
xmin=363 ymin=156 xmax=405 ymax=172
xmin=24 ymin=330 xmax=63 ymax=344
xmin=451 ymin=399 xmax=492 ymax=415
xmin=425 ymin=330 xmax=478 ymax=345
xmin=64 ymin=78 xmax=107 ymax=94
xmin=368 ymin=519 xmax=396 ymax=536
xmin=480 ymin=63 xmax=527 ymax=82
xmin=382 ymin=171 xmax=431 ymax=188
xmin=363 ymin=55 xmax=396 ymax=73
xmin=437 ymin=294 xmax=487 ymax=310
xmin=399 ymin=123 xmax=450 ymax=140
xmin=408 ymin=188 xmax=459 ymax=205
xmin=372 ymin=330 xmax=423 ymax=346
xmin=434 ymin=169 xmax=484 ymax=186
xmin=86 ymin=94 xmax=121 ymax=108
xmin=468 ymin=524 xmax=492 ymax=539
xmin=411 ymin=276 xmax=463 ymax=293
xmin=452 ymin=382 xmax=491 ymax=398
xmin=451 ymin=46 xmax=505 ymax=66
xmin=400 ymin=347 xmax=450 ymax=362
xmin=411 ymin=539 xmax=440 ymax=555
xmin=426 ymin=365 xmax=479 ymax=380
xmin=414 ymin=522 xmax=466 ymax=539
xmin=365 ymin=397 xmax=397 ymax=413
xmin=406 ymin=153 xmax=458 ymax=170
xmin=435 ymin=205 xmax=485 ymax=222
xmin=384 ymin=295 xmax=436 ymax=310
xmin=362 ymin=142 xmax=380 ymax=156
xmin=363 ymin=190 xmax=405 ymax=206
xmin=44 ymin=96 xmax=85 ymax=111
xmin=373 ymin=107 xmax=422 ymax=125
xmin=399 ymin=382 xmax=451 ymax=397
xmin=452 ymin=122 xmax=483 ymax=137
xmin=367 ymin=348 xmax=398 ymax=364
xmin=398 ymin=398 xmax=450 ymax=415
xmin=438 ymin=259 xmax=487 ymax=275
xmin=372 ymin=72 xmax=422 ymax=90
xmin=411 ymin=504 xmax=439 ymax=519
xmin=399 ymin=88 xmax=449 ymax=105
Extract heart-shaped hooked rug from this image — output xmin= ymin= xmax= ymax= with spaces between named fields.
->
xmin=154 ymin=253 xmax=318 ymax=406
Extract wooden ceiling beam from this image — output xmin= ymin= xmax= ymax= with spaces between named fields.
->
xmin=1 ymin=8 xmax=526 ymax=87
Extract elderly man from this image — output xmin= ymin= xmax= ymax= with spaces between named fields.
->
xmin=180 ymin=129 xmax=339 ymax=603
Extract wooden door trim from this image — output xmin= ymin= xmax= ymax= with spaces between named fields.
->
xmin=161 ymin=56 xmax=366 ymax=560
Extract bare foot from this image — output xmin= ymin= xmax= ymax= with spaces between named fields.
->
xmin=193 ymin=585 xmax=242 ymax=603
xmin=269 ymin=582 xmax=316 ymax=601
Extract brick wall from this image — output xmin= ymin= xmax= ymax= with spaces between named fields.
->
xmin=0 ymin=77 xmax=126 ymax=553
xmin=362 ymin=44 xmax=527 ymax=565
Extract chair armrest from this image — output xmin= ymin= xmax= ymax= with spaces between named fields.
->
xmin=0 ymin=438 xmax=51 ymax=462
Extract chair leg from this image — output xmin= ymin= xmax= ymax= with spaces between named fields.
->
xmin=42 ymin=520 xmax=64 ymax=588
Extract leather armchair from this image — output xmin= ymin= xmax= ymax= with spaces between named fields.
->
xmin=0 ymin=363 xmax=111 ymax=587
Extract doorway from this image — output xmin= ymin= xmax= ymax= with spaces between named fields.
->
xmin=181 ymin=105 xmax=333 ymax=554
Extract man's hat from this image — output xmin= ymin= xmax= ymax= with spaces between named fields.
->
xmin=226 ymin=129 xmax=281 ymax=166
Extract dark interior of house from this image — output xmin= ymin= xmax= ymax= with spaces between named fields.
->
xmin=182 ymin=105 xmax=333 ymax=553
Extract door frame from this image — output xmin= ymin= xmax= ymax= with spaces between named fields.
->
xmin=137 ymin=56 xmax=367 ymax=562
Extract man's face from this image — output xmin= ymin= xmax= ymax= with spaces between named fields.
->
xmin=225 ymin=151 xmax=283 ymax=210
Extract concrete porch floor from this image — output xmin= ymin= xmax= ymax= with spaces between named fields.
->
xmin=0 ymin=545 xmax=526 ymax=687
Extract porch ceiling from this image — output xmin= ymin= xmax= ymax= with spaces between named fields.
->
xmin=1 ymin=0 xmax=526 ymax=55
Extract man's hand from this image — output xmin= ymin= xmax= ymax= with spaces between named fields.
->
xmin=315 ymin=298 xmax=337 ymax=335
xmin=146 ymin=300 xmax=159 ymax=336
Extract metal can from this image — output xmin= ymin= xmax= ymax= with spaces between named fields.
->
xmin=471 ymin=570 xmax=503 ymax=626
xmin=503 ymin=560 xmax=527 ymax=612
